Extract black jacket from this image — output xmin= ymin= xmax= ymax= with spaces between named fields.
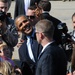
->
xmin=42 ymin=13 xmax=62 ymax=45
xmin=36 ymin=42 xmax=67 ymax=75
xmin=2 ymin=17 xmax=18 ymax=58
xmin=19 ymin=32 xmax=42 ymax=75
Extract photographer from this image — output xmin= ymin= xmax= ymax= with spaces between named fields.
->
xmin=0 ymin=0 xmax=18 ymax=58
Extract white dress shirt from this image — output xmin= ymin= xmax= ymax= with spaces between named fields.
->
xmin=24 ymin=0 xmax=30 ymax=14
xmin=27 ymin=36 xmax=35 ymax=62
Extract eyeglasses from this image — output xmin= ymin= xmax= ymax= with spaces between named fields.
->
xmin=35 ymin=31 xmax=43 ymax=34
xmin=35 ymin=31 xmax=46 ymax=34
xmin=26 ymin=16 xmax=35 ymax=19
xmin=35 ymin=32 xmax=39 ymax=34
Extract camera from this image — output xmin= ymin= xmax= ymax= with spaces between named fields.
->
xmin=0 ymin=11 xmax=6 ymax=21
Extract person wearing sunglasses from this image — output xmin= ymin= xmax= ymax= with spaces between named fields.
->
xmin=21 ymin=5 xmax=41 ymax=42
xmin=15 ymin=15 xmax=42 ymax=75
xmin=16 ymin=6 xmax=39 ymax=48
xmin=26 ymin=6 xmax=37 ymax=26
xmin=14 ymin=0 xmax=41 ymax=19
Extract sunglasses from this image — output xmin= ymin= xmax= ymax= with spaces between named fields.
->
xmin=73 ymin=21 xmax=75 ymax=23
xmin=26 ymin=16 xmax=35 ymax=19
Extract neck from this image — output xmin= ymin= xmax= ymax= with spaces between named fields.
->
xmin=41 ymin=37 xmax=53 ymax=47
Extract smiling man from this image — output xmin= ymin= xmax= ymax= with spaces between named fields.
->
xmin=15 ymin=15 xmax=42 ymax=75
xmin=15 ymin=15 xmax=32 ymax=35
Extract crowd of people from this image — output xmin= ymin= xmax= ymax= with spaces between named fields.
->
xmin=0 ymin=0 xmax=75 ymax=75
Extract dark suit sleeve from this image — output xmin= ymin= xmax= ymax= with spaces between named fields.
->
xmin=14 ymin=0 xmax=19 ymax=19
xmin=41 ymin=51 xmax=67 ymax=75
xmin=41 ymin=55 xmax=53 ymax=75
xmin=19 ymin=45 xmax=26 ymax=62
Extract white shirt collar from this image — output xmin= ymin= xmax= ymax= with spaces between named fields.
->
xmin=41 ymin=41 xmax=53 ymax=53
xmin=42 ymin=11 xmax=49 ymax=13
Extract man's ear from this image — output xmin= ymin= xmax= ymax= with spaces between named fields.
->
xmin=40 ymin=33 xmax=44 ymax=39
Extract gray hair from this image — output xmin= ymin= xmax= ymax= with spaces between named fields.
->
xmin=35 ymin=19 xmax=54 ymax=38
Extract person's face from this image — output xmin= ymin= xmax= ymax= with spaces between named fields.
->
xmin=0 ymin=46 xmax=10 ymax=57
xmin=26 ymin=9 xmax=35 ymax=21
xmin=72 ymin=16 xmax=75 ymax=30
xmin=15 ymin=16 xmax=33 ymax=35
xmin=0 ymin=1 xmax=8 ymax=13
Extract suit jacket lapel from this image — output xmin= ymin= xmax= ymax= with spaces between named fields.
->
xmin=32 ymin=40 xmax=38 ymax=62
xmin=38 ymin=44 xmax=50 ymax=60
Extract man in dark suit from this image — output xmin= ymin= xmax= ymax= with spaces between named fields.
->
xmin=35 ymin=19 xmax=67 ymax=75
xmin=15 ymin=15 xmax=42 ymax=75
xmin=16 ymin=5 xmax=39 ymax=48
xmin=14 ymin=0 xmax=40 ymax=19
xmin=38 ymin=1 xmax=62 ymax=45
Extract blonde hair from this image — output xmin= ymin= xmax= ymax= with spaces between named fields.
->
xmin=0 ymin=60 xmax=15 ymax=75
xmin=0 ymin=41 xmax=7 ymax=47
xmin=0 ymin=41 xmax=7 ymax=51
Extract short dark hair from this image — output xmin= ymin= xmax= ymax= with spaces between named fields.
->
xmin=38 ymin=1 xmax=51 ymax=12
xmin=14 ymin=15 xmax=28 ymax=29
xmin=28 ymin=5 xmax=37 ymax=10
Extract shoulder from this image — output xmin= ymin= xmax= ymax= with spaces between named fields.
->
xmin=7 ymin=18 xmax=14 ymax=25
xmin=44 ymin=43 xmax=63 ymax=55
xmin=50 ymin=15 xmax=61 ymax=23
xmin=15 ymin=0 xmax=20 ymax=2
